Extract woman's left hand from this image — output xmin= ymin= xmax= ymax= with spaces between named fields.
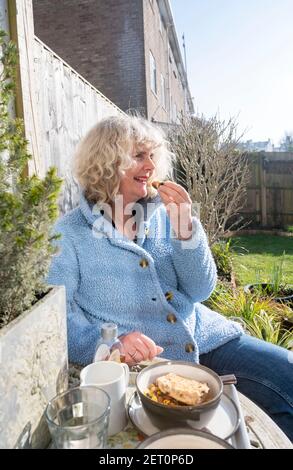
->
xmin=157 ymin=181 xmax=193 ymax=240
xmin=119 ymin=332 xmax=164 ymax=365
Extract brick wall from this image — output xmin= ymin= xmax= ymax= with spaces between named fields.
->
xmin=33 ymin=0 xmax=147 ymax=114
xmin=33 ymin=0 xmax=187 ymax=122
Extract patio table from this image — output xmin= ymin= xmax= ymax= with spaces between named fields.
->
xmin=238 ymin=393 xmax=292 ymax=449
xmin=68 ymin=364 xmax=293 ymax=450
xmin=105 ymin=387 xmax=292 ymax=450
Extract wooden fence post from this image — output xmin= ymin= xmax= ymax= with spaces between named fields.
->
xmin=7 ymin=0 xmax=43 ymax=177
xmin=260 ymin=154 xmax=267 ymax=227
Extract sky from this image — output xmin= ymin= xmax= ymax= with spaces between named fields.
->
xmin=170 ymin=0 xmax=293 ymax=144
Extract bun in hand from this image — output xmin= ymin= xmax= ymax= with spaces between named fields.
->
xmin=151 ymin=181 xmax=164 ymax=189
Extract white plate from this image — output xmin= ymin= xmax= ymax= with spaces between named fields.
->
xmin=128 ymin=391 xmax=240 ymax=441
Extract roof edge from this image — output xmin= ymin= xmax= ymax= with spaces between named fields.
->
xmin=158 ymin=0 xmax=194 ymax=114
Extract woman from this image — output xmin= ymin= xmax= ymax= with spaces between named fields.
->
xmin=47 ymin=115 xmax=292 ymax=440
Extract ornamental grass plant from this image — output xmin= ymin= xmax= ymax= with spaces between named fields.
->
xmin=206 ymin=283 xmax=293 ymax=349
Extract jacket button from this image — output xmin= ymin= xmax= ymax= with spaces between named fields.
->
xmin=167 ymin=313 xmax=177 ymax=324
xmin=139 ymin=258 xmax=149 ymax=268
xmin=144 ymin=227 xmax=150 ymax=236
xmin=165 ymin=291 xmax=174 ymax=301
xmin=185 ymin=343 xmax=195 ymax=353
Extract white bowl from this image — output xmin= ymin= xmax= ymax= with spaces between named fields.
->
xmin=137 ymin=428 xmax=234 ymax=449
xmin=136 ymin=361 xmax=223 ymax=426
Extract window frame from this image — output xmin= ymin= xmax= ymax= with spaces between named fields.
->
xmin=149 ymin=50 xmax=157 ymax=96
xmin=159 ymin=14 xmax=163 ymax=36
xmin=160 ymin=73 xmax=166 ymax=110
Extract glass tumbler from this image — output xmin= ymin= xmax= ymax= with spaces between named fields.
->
xmin=45 ymin=386 xmax=110 ymax=449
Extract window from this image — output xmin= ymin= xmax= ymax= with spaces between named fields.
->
xmin=160 ymin=74 xmax=166 ymax=109
xmin=149 ymin=51 xmax=157 ymax=95
xmin=169 ymin=47 xmax=174 ymax=64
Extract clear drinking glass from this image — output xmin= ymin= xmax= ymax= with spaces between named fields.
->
xmin=45 ymin=386 xmax=110 ymax=449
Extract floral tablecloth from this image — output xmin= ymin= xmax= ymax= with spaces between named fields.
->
xmin=107 ymin=425 xmax=143 ymax=449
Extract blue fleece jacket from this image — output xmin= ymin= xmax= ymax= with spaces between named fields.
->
xmin=47 ymin=194 xmax=242 ymax=365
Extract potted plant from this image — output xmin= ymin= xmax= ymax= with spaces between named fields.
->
xmin=0 ymin=31 xmax=67 ymax=449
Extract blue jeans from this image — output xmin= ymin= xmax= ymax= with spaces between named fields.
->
xmin=200 ymin=334 xmax=293 ymax=442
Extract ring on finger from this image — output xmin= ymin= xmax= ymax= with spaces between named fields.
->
xmin=129 ymin=349 xmax=139 ymax=361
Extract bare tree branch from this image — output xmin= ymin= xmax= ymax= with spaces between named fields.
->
xmin=168 ymin=114 xmax=250 ymax=244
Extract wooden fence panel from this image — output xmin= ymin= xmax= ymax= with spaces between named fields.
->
xmin=34 ymin=37 xmax=124 ymax=213
xmin=239 ymin=152 xmax=293 ymax=228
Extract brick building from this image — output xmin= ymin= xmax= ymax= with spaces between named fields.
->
xmin=33 ymin=0 xmax=194 ymax=124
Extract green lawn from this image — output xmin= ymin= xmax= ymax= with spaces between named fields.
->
xmin=231 ymin=235 xmax=293 ymax=286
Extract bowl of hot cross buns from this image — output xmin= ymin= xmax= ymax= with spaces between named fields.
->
xmin=136 ymin=360 xmax=224 ymax=425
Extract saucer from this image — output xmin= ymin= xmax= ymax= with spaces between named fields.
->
xmin=128 ymin=391 xmax=240 ymax=440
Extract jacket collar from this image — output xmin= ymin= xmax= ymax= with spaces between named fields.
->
xmin=79 ymin=192 xmax=163 ymax=246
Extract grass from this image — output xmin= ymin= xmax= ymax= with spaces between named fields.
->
xmin=231 ymin=235 xmax=293 ymax=286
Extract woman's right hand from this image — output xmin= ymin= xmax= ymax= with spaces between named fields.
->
xmin=120 ymin=331 xmax=164 ymax=365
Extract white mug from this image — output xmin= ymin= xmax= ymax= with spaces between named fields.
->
xmin=80 ymin=361 xmax=129 ymax=436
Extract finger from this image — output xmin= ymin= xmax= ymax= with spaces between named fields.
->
xmin=158 ymin=190 xmax=177 ymax=206
xmin=139 ymin=334 xmax=157 ymax=358
xmin=123 ymin=338 xmax=146 ymax=357
xmin=121 ymin=332 xmax=150 ymax=363
xmin=120 ymin=335 xmax=137 ymax=353
xmin=160 ymin=181 xmax=192 ymax=203
xmin=135 ymin=338 xmax=152 ymax=360
xmin=120 ymin=331 xmax=142 ymax=349
xmin=159 ymin=195 xmax=180 ymax=216
xmin=159 ymin=186 xmax=192 ymax=207
xmin=156 ymin=346 xmax=164 ymax=355
xmin=125 ymin=349 xmax=144 ymax=365
xmin=159 ymin=191 xmax=192 ymax=220
xmin=158 ymin=185 xmax=186 ymax=203
xmin=120 ymin=336 xmax=142 ymax=360
xmin=164 ymin=181 xmax=191 ymax=200
xmin=128 ymin=331 xmax=143 ymax=340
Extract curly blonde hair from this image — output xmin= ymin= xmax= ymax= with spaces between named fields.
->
xmin=73 ymin=115 xmax=175 ymax=203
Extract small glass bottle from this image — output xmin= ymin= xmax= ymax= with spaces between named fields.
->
xmin=93 ymin=322 xmax=126 ymax=363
